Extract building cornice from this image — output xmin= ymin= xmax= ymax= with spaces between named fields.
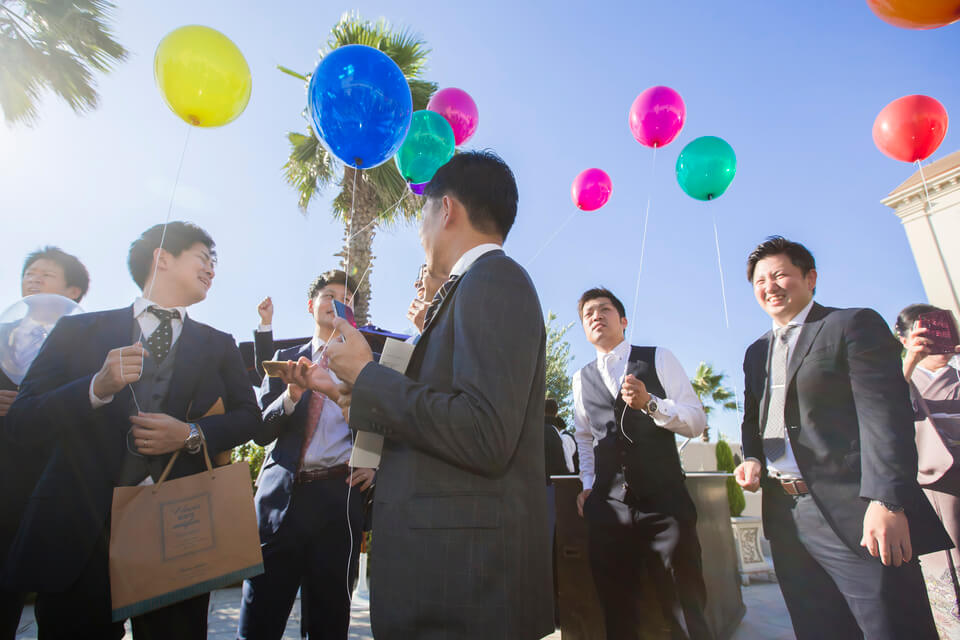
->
xmin=881 ymin=166 xmax=960 ymax=222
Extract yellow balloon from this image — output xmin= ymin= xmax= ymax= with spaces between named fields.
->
xmin=154 ymin=25 xmax=252 ymax=127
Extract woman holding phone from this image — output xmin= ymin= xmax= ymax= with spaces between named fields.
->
xmin=896 ymin=303 xmax=960 ymax=638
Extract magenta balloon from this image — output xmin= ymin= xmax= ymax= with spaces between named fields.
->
xmin=409 ymin=181 xmax=427 ymax=195
xmin=427 ymin=87 xmax=479 ymax=146
xmin=571 ymin=168 xmax=613 ymax=211
xmin=628 ymin=86 xmax=686 ymax=148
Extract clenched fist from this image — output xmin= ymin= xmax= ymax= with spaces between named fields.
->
xmin=92 ymin=343 xmax=148 ymax=399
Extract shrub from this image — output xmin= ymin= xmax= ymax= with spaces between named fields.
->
xmin=716 ymin=438 xmax=745 ymax=517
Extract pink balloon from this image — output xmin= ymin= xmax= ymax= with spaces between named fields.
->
xmin=409 ymin=181 xmax=427 ymax=195
xmin=427 ymin=87 xmax=479 ymax=146
xmin=571 ymin=169 xmax=612 ymax=211
xmin=628 ymin=86 xmax=686 ymax=148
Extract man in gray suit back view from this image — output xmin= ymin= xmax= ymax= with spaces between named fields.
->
xmin=310 ymin=150 xmax=555 ymax=639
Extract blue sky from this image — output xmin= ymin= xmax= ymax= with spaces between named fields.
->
xmin=3 ymin=2 xmax=959 ymax=441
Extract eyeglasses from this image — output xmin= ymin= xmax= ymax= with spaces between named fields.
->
xmin=415 ymin=263 xmax=426 ymax=286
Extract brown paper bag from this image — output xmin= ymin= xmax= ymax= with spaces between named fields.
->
xmin=109 ymin=440 xmax=264 ymax=621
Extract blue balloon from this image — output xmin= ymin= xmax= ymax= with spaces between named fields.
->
xmin=308 ymin=44 xmax=413 ymax=169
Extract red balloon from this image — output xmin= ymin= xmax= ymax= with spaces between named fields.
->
xmin=571 ymin=168 xmax=612 ymax=211
xmin=872 ymin=95 xmax=948 ymax=163
xmin=866 ymin=0 xmax=960 ymax=30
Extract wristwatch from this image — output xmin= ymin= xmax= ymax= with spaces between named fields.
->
xmin=184 ymin=423 xmax=203 ymax=454
xmin=871 ymin=499 xmax=904 ymax=513
xmin=646 ymin=396 xmax=659 ymax=415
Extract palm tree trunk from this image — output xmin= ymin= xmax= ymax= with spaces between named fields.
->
xmin=336 ymin=167 xmax=379 ymax=326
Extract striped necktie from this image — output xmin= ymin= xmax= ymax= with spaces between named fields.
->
xmin=421 ymin=274 xmax=460 ymax=332
xmin=763 ymin=324 xmax=798 ymax=461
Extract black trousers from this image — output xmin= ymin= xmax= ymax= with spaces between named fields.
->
xmin=588 ymin=510 xmax=713 ymax=640
xmin=0 ymin=587 xmax=24 ymax=640
xmin=769 ymin=493 xmax=938 ymax=640
xmin=33 ymin=525 xmax=210 ymax=640
xmin=237 ymin=475 xmax=364 ymax=640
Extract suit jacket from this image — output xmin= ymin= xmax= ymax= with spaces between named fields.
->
xmin=252 ymin=341 xmax=332 ymax=539
xmin=253 ymin=328 xmax=275 ymax=382
xmin=0 ymin=366 xmax=30 ymax=562
xmin=349 ymin=250 xmax=554 ymax=640
xmin=741 ymin=302 xmax=951 ymax=556
xmin=3 ymin=306 xmax=262 ymax=592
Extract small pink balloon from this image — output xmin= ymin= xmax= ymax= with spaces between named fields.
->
xmin=409 ymin=181 xmax=427 ymax=195
xmin=571 ymin=168 xmax=612 ymax=211
xmin=629 ymin=86 xmax=686 ymax=148
xmin=427 ymin=87 xmax=479 ymax=146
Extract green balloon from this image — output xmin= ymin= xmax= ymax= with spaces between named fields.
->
xmin=395 ymin=110 xmax=456 ymax=185
xmin=675 ymin=136 xmax=737 ymax=201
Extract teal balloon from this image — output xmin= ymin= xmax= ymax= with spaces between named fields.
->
xmin=675 ymin=136 xmax=737 ymax=201
xmin=395 ymin=110 xmax=455 ymax=185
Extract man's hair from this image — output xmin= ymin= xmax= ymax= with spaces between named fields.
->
xmin=746 ymin=236 xmax=816 ymax=282
xmin=545 ymin=398 xmax=559 ymax=417
xmin=128 ymin=221 xmax=216 ymax=289
xmin=22 ymin=246 xmax=90 ymax=302
xmin=895 ymin=303 xmax=947 ymax=338
xmin=577 ymin=287 xmax=626 ymax=320
xmin=422 ymin=150 xmax=518 ymax=239
xmin=307 ymin=269 xmax=359 ymax=301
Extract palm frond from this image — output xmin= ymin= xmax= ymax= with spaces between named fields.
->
xmin=283 ymin=130 xmax=337 ymax=212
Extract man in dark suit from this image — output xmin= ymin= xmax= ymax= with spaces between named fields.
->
xmin=0 ymin=246 xmax=90 ymax=640
xmin=733 ymin=236 xmax=951 ymax=639
xmin=253 ymin=296 xmax=275 ymax=382
xmin=237 ymin=270 xmax=374 ymax=640
xmin=294 ymin=151 xmax=554 ymax=639
xmin=3 ymin=222 xmax=262 ymax=640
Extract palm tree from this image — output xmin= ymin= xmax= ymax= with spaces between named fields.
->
xmin=691 ymin=362 xmax=739 ymax=442
xmin=0 ymin=0 xmax=127 ymax=125
xmin=281 ymin=13 xmax=437 ymax=326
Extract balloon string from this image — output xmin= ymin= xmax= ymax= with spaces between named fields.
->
xmin=712 ymin=210 xmax=730 ymax=329
xmin=347 ymin=193 xmax=406 ymax=242
xmin=126 ymin=124 xmax=193 ymax=416
xmin=344 ymin=168 xmax=358 ymax=282
xmin=916 ymin=159 xmax=933 ymax=211
xmin=627 ymin=145 xmax=659 ymax=346
xmin=526 ymin=210 xmax=577 ymax=267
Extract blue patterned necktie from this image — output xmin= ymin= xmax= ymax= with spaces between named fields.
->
xmin=421 ymin=274 xmax=460 ymax=333
xmin=145 ymin=306 xmax=180 ymax=364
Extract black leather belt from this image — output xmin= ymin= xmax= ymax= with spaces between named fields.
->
xmin=296 ymin=463 xmax=349 ymax=484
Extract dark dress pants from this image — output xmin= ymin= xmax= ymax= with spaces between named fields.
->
xmin=33 ymin=524 xmax=210 ymax=640
xmin=588 ymin=509 xmax=713 ymax=640
xmin=238 ymin=476 xmax=364 ymax=640
xmin=0 ymin=588 xmax=24 ymax=640
xmin=769 ymin=493 xmax=938 ymax=640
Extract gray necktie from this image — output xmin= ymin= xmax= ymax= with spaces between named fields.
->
xmin=763 ymin=325 xmax=797 ymax=461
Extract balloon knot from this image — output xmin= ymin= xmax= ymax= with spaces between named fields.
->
xmin=188 ymin=115 xmax=200 ymax=126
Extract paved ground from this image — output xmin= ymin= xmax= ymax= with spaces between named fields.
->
xmin=15 ymin=579 xmax=793 ymax=639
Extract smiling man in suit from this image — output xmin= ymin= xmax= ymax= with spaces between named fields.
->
xmin=294 ymin=151 xmax=555 ymax=639
xmin=733 ymin=236 xmax=950 ymax=639
xmin=0 ymin=246 xmax=90 ymax=640
xmin=3 ymin=222 xmax=262 ymax=640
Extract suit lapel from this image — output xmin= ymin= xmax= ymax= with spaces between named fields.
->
xmin=785 ymin=303 xmax=828 ymax=387
xmin=757 ymin=333 xmax=773 ymax=434
xmin=165 ymin=317 xmax=205 ymax=420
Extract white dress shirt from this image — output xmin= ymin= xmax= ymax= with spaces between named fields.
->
xmin=557 ymin=428 xmax=577 ymax=474
xmin=89 ymin=298 xmax=187 ymax=408
xmin=915 ymin=359 xmax=960 ymax=418
xmin=449 ymin=242 xmax=503 ymax=278
xmin=280 ymin=336 xmax=352 ymax=469
xmin=749 ymin=297 xmax=816 ymax=480
xmin=573 ymin=339 xmax=707 ymax=490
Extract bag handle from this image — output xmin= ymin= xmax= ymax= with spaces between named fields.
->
xmin=153 ymin=439 xmax=215 ymax=489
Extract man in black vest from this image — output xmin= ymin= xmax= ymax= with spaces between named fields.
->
xmin=573 ymin=287 xmax=713 ymax=640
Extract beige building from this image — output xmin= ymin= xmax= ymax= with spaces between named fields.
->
xmin=882 ymin=150 xmax=960 ymax=318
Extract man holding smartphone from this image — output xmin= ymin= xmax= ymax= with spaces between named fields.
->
xmin=238 ymin=269 xmax=374 ymax=640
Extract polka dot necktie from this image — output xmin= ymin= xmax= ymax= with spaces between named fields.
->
xmin=145 ymin=306 xmax=180 ymax=365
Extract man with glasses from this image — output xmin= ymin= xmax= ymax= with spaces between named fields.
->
xmin=4 ymin=221 xmax=262 ymax=639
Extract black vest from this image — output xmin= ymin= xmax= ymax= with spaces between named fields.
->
xmin=580 ymin=346 xmax=695 ymax=522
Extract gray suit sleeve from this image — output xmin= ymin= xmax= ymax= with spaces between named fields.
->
xmin=349 ymin=261 xmax=544 ymax=477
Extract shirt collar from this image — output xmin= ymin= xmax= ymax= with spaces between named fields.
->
xmin=134 ymin=297 xmax=187 ymax=321
xmin=772 ymin=297 xmax=815 ymax=332
xmin=449 ymin=243 xmax=502 ymax=278
xmin=311 ymin=335 xmax=326 ymax=356
xmin=596 ymin=337 xmax=630 ymax=363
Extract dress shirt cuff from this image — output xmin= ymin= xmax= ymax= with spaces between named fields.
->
xmin=648 ymin=394 xmax=676 ymax=427
xmin=581 ymin=474 xmax=595 ymax=491
xmin=257 ymin=324 xmax=272 ymax=332
xmin=281 ymin=388 xmax=296 ymax=415
xmin=89 ymin=376 xmax=114 ymax=408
